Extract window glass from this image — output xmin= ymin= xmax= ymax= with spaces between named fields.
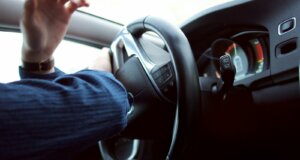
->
xmin=0 ymin=31 xmax=101 ymax=83
xmin=0 ymin=32 xmax=22 ymax=83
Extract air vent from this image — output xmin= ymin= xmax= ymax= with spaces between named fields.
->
xmin=276 ymin=38 xmax=298 ymax=57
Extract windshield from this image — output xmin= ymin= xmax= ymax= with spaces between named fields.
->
xmin=80 ymin=0 xmax=232 ymax=25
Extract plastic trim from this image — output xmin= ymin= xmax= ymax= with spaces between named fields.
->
xmin=278 ymin=17 xmax=296 ymax=36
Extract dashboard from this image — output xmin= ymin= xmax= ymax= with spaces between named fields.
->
xmin=177 ymin=1 xmax=300 ymax=158
xmin=181 ymin=0 xmax=299 ymax=90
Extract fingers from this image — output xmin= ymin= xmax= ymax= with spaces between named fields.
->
xmin=25 ymin=0 xmax=89 ymax=15
xmin=58 ymin=0 xmax=69 ymax=4
xmin=65 ymin=0 xmax=90 ymax=13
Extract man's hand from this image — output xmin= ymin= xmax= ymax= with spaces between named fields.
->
xmin=21 ymin=0 xmax=89 ymax=64
xmin=88 ymin=48 xmax=113 ymax=73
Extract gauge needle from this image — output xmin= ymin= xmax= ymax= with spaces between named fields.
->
xmin=226 ymin=43 xmax=237 ymax=55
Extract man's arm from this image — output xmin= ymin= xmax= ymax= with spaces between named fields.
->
xmin=0 ymin=0 xmax=130 ymax=159
xmin=0 ymin=70 xmax=130 ymax=159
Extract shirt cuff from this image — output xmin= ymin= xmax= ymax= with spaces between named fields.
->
xmin=19 ymin=66 xmax=65 ymax=80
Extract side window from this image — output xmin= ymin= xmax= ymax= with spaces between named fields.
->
xmin=0 ymin=31 xmax=102 ymax=83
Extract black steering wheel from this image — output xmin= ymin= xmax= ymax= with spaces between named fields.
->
xmin=101 ymin=16 xmax=201 ymax=159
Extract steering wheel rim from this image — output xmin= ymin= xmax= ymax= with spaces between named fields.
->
xmin=106 ymin=16 xmax=201 ymax=159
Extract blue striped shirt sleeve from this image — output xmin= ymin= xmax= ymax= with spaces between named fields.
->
xmin=0 ymin=68 xmax=130 ymax=160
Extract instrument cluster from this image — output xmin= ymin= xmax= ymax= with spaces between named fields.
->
xmin=200 ymin=31 xmax=269 ymax=82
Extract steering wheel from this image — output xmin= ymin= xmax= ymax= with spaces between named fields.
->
xmin=101 ymin=16 xmax=201 ymax=159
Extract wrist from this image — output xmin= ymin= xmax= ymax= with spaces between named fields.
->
xmin=22 ymin=46 xmax=55 ymax=74
xmin=21 ymin=58 xmax=55 ymax=74
xmin=22 ymin=45 xmax=49 ymax=62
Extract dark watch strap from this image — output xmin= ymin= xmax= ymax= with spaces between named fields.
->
xmin=22 ymin=59 xmax=55 ymax=72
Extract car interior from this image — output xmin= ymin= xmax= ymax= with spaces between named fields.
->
xmin=0 ymin=0 xmax=299 ymax=159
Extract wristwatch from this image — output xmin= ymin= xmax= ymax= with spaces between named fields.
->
xmin=22 ymin=58 xmax=54 ymax=72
